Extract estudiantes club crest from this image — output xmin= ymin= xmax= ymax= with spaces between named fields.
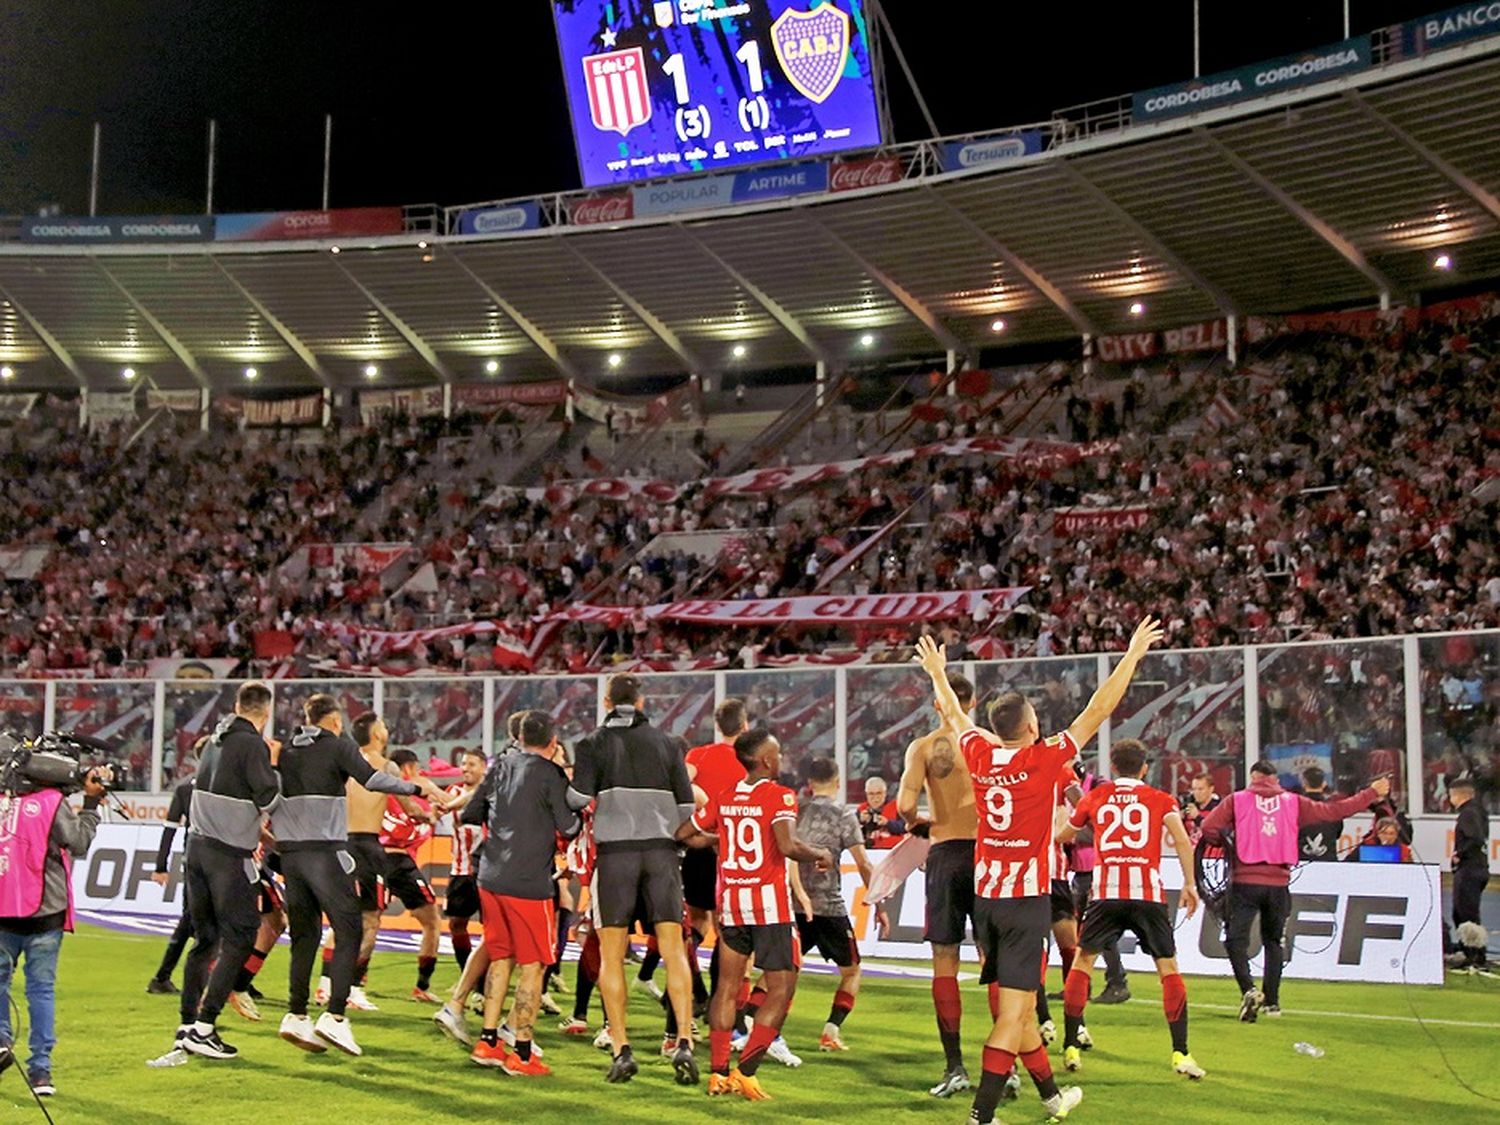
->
xmin=771 ymin=3 xmax=851 ymax=104
xmin=584 ymin=47 xmax=652 ymax=136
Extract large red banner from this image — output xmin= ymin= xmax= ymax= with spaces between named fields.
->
xmin=454 ymin=381 xmax=568 ymax=407
xmin=829 ymin=156 xmax=903 ymax=193
xmin=557 ymin=588 xmax=1029 ymax=627
xmin=215 ymin=207 xmax=405 ymax=242
xmin=569 ymin=193 xmax=634 ymax=226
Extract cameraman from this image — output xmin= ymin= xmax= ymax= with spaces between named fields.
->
xmin=0 ymin=762 xmax=112 ymax=1097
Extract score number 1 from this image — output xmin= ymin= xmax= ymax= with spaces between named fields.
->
xmin=663 ymin=41 xmax=770 ymax=141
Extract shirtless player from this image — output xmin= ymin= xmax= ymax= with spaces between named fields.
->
xmin=897 ymin=670 xmax=991 ymax=1100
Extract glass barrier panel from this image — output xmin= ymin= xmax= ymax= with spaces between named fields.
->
xmin=52 ymin=681 xmax=157 ymax=791
xmin=0 ymin=681 xmax=47 ymax=741
xmin=1258 ymin=639 xmax=1407 ymax=807
xmin=1113 ymin=649 xmax=1247 ymax=800
xmin=493 ymin=676 xmax=600 ymax=761
xmin=383 ymin=679 xmax=487 ymax=768
xmin=639 ymin=673 xmax=717 ymax=748
xmin=1418 ymin=633 xmax=1499 ymax=813
xmin=846 ymin=665 xmax=931 ymax=805
xmin=161 ymin=681 xmax=240 ymax=786
xmin=271 ymin=680 xmax=376 ymax=742
xmin=724 ymin=669 xmax=836 ymax=791
xmin=973 ymin=656 xmax=1101 ymax=776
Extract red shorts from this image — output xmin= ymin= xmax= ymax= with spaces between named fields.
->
xmin=480 ymin=890 xmax=557 ymax=966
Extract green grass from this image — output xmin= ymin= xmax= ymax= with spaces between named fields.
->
xmin=6 ymin=924 xmax=1500 ymax=1123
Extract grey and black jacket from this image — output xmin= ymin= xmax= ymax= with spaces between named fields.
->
xmin=567 ymin=706 xmax=693 ymax=854
xmin=189 ymin=715 xmax=281 ymax=857
xmin=274 ymin=726 xmax=419 ymax=851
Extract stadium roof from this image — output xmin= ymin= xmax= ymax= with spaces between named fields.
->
xmin=1 ymin=40 xmax=1498 ymax=392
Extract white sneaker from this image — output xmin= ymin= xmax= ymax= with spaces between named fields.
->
xmin=730 ymin=1029 xmax=748 ymax=1053
xmin=593 ymin=1026 xmax=613 ymax=1051
xmin=314 ymin=1012 xmax=362 ymax=1057
xmin=347 ymin=985 xmax=380 ymax=1012
xmin=768 ymin=1036 xmax=802 ymax=1068
xmin=633 ymin=977 xmax=664 ymax=1002
xmin=499 ymin=1024 xmax=544 ymax=1058
xmin=433 ymin=1004 xmax=473 ymax=1047
xmin=1042 ymin=1085 xmax=1083 ymax=1120
xmin=1172 ymin=1051 xmax=1207 ymax=1080
xmin=314 ymin=976 xmax=331 ymax=1006
xmin=279 ymin=1013 xmax=326 ymax=1053
xmin=1075 ymin=1025 xmax=1094 ymax=1050
xmin=538 ymin=992 xmax=561 ymax=1016
xmin=1040 ymin=1018 xmax=1057 ymax=1045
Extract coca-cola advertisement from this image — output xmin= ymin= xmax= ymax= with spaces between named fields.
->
xmin=830 ymin=156 xmax=903 ymax=193
xmin=570 ymin=192 xmax=634 ymax=226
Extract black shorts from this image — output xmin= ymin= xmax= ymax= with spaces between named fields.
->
xmin=924 ymin=839 xmax=976 ymax=946
xmin=720 ymin=922 xmax=801 ymax=972
xmin=446 ymin=873 xmax=480 ymax=920
xmin=1050 ymin=879 xmax=1076 ymax=924
xmin=592 ymin=846 xmax=683 ymax=929
xmin=384 ymin=851 xmax=437 ymax=911
xmin=682 ymin=846 xmax=718 ymax=913
xmin=348 ymin=833 xmax=387 ymax=913
xmin=256 ymin=865 xmax=285 ymax=916
xmin=973 ymin=896 xmax=1051 ymax=991
xmin=1080 ymin=899 xmax=1176 ymax=961
xmin=796 ymin=914 xmax=859 ymax=968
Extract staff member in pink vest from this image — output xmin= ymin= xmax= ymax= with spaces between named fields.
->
xmin=0 ymin=764 xmax=112 ymax=1098
xmin=1200 ymin=760 xmax=1388 ymax=1022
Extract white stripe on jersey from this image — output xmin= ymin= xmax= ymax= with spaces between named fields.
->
xmin=1021 ymin=856 xmax=1040 ymax=897
xmin=997 ymin=860 xmax=1020 ymax=898
xmin=1127 ymin=865 xmax=1144 ymax=901
xmin=1149 ymin=867 xmax=1162 ymax=900
xmin=760 ymin=883 xmax=779 ymax=925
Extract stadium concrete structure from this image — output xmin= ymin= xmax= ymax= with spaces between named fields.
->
xmin=0 ymin=21 xmax=1496 ymax=392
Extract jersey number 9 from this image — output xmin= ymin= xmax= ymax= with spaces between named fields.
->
xmin=983 ymin=786 xmax=1013 ymax=832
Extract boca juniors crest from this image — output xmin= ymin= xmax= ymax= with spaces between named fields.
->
xmin=771 ymin=3 xmax=851 ymax=104
xmin=584 ymin=46 xmax=652 ymax=136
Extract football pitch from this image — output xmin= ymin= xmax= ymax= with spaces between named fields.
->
xmin=7 ymin=924 xmax=1499 ymax=1123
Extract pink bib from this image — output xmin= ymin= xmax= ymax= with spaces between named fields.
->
xmin=0 ymin=789 xmax=73 ymax=928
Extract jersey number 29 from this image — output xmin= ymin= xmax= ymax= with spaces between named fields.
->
xmin=1096 ymin=803 xmax=1150 ymax=851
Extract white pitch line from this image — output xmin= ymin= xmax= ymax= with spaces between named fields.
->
xmin=1129 ymin=997 xmax=1500 ymax=1030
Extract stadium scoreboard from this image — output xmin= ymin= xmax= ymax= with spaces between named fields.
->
xmin=552 ymin=0 xmax=884 ymax=188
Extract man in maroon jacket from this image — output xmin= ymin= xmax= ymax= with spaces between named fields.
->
xmin=1200 ymin=761 xmax=1389 ymax=1021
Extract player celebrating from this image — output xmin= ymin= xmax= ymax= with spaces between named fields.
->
xmin=793 ymin=757 xmax=888 ymax=1052
xmin=895 ymin=670 xmax=980 ymax=1098
xmin=914 ymin=617 xmax=1163 ymax=1125
xmin=676 ymin=729 xmax=833 ymax=1101
xmin=380 ymin=749 xmax=444 ymax=1002
xmin=1055 ymin=738 xmax=1205 ymax=1080
xmin=444 ymin=749 xmax=488 ymax=973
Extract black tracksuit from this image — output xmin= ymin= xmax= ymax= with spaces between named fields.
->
xmin=181 ymin=716 xmax=281 ymax=1026
xmin=274 ymin=726 xmax=418 ymax=1016
xmin=1452 ymin=799 xmax=1492 ymax=965
xmin=151 ymin=778 xmax=195 ymax=984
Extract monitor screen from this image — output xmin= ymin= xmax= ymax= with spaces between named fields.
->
xmin=552 ymin=1 xmax=885 ymax=188
xmin=1358 ymin=844 xmax=1403 ymax=863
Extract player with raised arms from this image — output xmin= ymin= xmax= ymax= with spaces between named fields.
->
xmin=675 ymin=728 xmax=834 ymax=1102
xmin=1055 ymin=737 xmax=1205 ymax=1080
xmin=914 ymin=616 xmax=1163 ymax=1125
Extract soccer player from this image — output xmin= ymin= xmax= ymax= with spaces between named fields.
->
xmin=1034 ymin=766 xmax=1086 ymax=1049
xmin=682 ymin=699 xmax=749 ymax=1010
xmin=1055 ymin=738 xmax=1205 ymax=1079
xmin=443 ymin=749 xmax=488 ymax=973
xmin=148 ymin=746 xmax=200 ymax=994
xmin=675 ymin=728 xmax=834 ymax=1101
xmin=380 ymin=749 xmax=444 ymax=1002
xmin=792 ymin=757 xmax=889 ymax=1052
xmin=896 ymin=670 xmax=980 ymax=1098
xmin=566 ymin=674 xmax=697 ymax=1085
xmin=465 ymin=711 xmax=581 ymax=1076
xmin=914 ymin=617 xmax=1163 ymax=1125
xmin=274 ymin=694 xmax=436 ymax=1057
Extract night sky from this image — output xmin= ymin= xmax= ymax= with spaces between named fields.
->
xmin=0 ymin=1 xmax=1444 ymax=216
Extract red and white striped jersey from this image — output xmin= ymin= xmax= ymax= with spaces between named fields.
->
xmin=1053 ymin=764 xmax=1079 ymax=884
xmin=380 ymin=794 xmax=433 ymax=857
xmin=565 ymin=812 xmax=596 ymax=884
xmin=691 ymin=777 xmax=797 ymax=927
xmin=960 ymin=729 xmax=1078 ymax=899
xmin=1069 ymin=777 xmax=1177 ymax=904
xmin=447 ymin=783 xmax=484 ymax=877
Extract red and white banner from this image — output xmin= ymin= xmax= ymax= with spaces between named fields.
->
xmin=1096 ymin=319 xmax=1229 ymax=363
xmin=306 ymin=619 xmax=531 ymax=670
xmin=222 ymin=395 xmax=322 ymax=427
xmin=455 ymin=381 xmax=568 ymax=408
xmin=572 ymin=383 xmax=695 ymax=432
xmin=1051 ymin=505 xmax=1151 ymax=536
xmin=146 ymin=389 xmax=202 ymax=412
xmin=1095 ymin=332 xmax=1159 ymax=363
xmin=305 ymin=543 xmax=409 ymax=574
xmin=488 ymin=435 xmax=1113 ymax=509
xmin=86 ymin=392 xmax=139 ymax=429
xmin=556 ymin=588 xmax=1029 ymax=627
xmin=359 ymin=387 xmax=444 ymax=424
xmin=830 ymin=155 xmax=903 ymax=193
xmin=569 ymin=192 xmax=634 ymax=226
